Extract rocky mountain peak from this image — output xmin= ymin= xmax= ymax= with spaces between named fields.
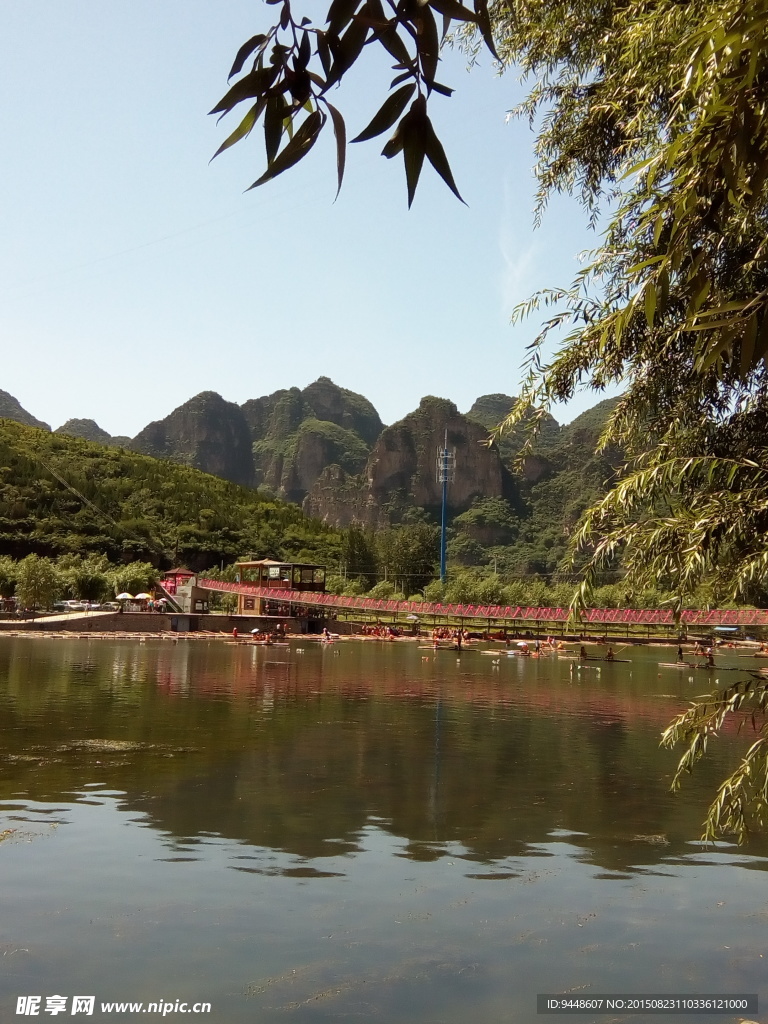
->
xmin=241 ymin=378 xmax=384 ymax=502
xmin=366 ymin=397 xmax=510 ymax=514
xmin=131 ymin=391 xmax=254 ymax=487
xmin=466 ymin=393 xmax=517 ymax=426
xmin=0 ymin=389 xmax=50 ymax=431
xmin=301 ymin=377 xmax=384 ymax=445
xmin=303 ymin=394 xmax=515 ymax=527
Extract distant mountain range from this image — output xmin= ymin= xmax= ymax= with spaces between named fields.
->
xmin=1 ymin=379 xmax=622 ymax=575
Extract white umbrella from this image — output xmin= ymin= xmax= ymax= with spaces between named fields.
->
xmin=134 ymin=593 xmax=152 ymax=600
xmin=251 ymin=628 xmax=260 ymax=634
xmin=516 ymin=641 xmax=529 ymax=648
xmin=115 ymin=592 xmax=134 ymax=600
xmin=406 ymin=614 xmax=420 ymax=621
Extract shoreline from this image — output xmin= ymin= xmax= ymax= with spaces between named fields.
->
xmin=0 ymin=628 xmax=764 ymax=654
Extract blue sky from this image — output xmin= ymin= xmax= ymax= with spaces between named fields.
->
xmin=1 ymin=1 xmax=614 ymax=437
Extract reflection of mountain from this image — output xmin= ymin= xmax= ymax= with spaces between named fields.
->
xmin=1 ymin=639 xmax=763 ymax=872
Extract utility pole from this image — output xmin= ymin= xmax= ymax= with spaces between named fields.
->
xmin=436 ymin=430 xmax=455 ymax=583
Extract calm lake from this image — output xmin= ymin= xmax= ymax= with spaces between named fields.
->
xmin=1 ymin=636 xmax=766 ymax=1022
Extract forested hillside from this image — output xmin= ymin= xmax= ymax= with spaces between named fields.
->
xmin=0 ymin=383 xmax=627 ymax=585
xmin=449 ymin=397 xmax=622 ymax=577
xmin=0 ymin=420 xmax=340 ymax=570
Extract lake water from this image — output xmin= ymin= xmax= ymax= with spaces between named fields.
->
xmin=1 ymin=636 xmax=766 ymax=1022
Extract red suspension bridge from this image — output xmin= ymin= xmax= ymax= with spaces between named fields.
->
xmin=197 ymin=578 xmax=768 ymax=628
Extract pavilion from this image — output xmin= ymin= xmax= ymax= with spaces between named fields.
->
xmin=233 ymin=559 xmax=326 ymax=615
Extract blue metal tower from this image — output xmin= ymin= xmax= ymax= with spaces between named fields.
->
xmin=436 ymin=430 xmax=455 ymax=583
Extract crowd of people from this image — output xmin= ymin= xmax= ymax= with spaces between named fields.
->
xmin=359 ymin=623 xmax=402 ymax=639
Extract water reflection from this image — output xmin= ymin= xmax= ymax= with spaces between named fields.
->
xmin=1 ymin=637 xmax=765 ymax=874
xmin=2 ymin=636 xmax=767 ymax=1022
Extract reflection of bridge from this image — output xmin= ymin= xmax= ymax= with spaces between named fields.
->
xmin=197 ymin=578 xmax=768 ymax=627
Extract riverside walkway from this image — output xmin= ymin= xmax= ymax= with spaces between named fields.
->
xmin=197 ymin=578 xmax=768 ymax=628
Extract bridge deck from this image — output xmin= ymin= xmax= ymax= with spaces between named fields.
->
xmin=197 ymin=579 xmax=768 ymax=628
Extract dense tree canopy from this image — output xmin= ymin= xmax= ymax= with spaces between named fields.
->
xmin=498 ymin=0 xmax=768 ymax=614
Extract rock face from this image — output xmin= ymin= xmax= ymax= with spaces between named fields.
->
xmin=302 ymin=465 xmax=379 ymax=528
xmin=131 ymin=391 xmax=255 ymax=487
xmin=304 ymin=396 xmax=514 ymax=527
xmin=301 ymin=377 xmax=383 ymax=446
xmin=241 ymin=387 xmax=306 ymax=444
xmin=369 ymin=397 xmax=511 ymax=513
xmin=242 ymin=378 xmax=383 ymax=501
xmin=0 ymin=389 xmax=50 ymax=431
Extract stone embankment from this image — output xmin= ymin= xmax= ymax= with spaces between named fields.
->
xmin=0 ymin=612 xmax=326 ymax=635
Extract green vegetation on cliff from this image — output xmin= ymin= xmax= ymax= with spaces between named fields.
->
xmin=246 ymin=378 xmax=384 ymax=500
xmin=55 ymin=418 xmax=131 ymax=448
xmin=450 ymin=398 xmax=623 ymax=578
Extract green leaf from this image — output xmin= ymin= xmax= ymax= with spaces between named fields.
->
xmin=658 ymin=266 xmax=669 ymax=314
xmin=381 ymin=121 xmax=405 ymax=158
xmin=422 ymin=113 xmax=465 ymax=203
xmin=398 ymin=100 xmax=429 ymax=207
xmin=753 ymin=313 xmax=768 ymax=365
xmin=228 ymin=34 xmax=268 ymax=80
xmin=627 ymin=255 xmax=666 ymax=276
xmin=472 ymin=0 xmax=498 ymax=60
xmin=427 ymin=0 xmax=478 ymax=24
xmin=404 ymin=135 xmax=426 ymax=208
xmin=298 ymin=30 xmax=311 ymax=67
xmin=210 ymin=66 xmax=276 ymax=116
xmin=415 ymin=4 xmax=440 ymax=86
xmin=619 ymin=154 xmax=657 ymax=182
xmin=377 ymin=25 xmax=413 ymax=67
xmin=696 ymin=333 xmax=733 ymax=373
xmin=210 ymin=100 xmax=264 ymax=160
xmin=264 ymin=95 xmax=286 ymax=164
xmin=351 ymin=84 xmax=416 ymax=142
xmin=326 ymin=102 xmax=347 ymax=199
xmin=317 ymin=31 xmax=332 ymax=77
xmin=248 ymin=110 xmax=324 ymax=190
xmin=327 ymin=0 xmax=362 ymax=35
xmin=644 ymin=284 xmax=657 ymax=329
xmin=325 ymin=9 xmax=369 ymax=88
xmin=390 ymin=71 xmax=414 ymax=88
xmin=740 ymin=313 xmax=758 ymax=376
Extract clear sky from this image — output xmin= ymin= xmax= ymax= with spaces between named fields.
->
xmin=1 ymin=1 xmax=615 ymax=437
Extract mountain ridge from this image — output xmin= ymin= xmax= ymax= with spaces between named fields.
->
xmin=1 ymin=382 xmax=623 ymax=576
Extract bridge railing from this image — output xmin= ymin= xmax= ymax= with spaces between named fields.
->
xmin=196 ymin=578 xmax=768 ymax=627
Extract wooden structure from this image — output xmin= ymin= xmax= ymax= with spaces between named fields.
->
xmin=233 ymin=559 xmax=326 ymax=615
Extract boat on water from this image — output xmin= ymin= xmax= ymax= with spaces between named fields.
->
xmin=585 ymin=656 xmax=631 ymax=663
xmin=658 ymin=661 xmax=743 ymax=671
